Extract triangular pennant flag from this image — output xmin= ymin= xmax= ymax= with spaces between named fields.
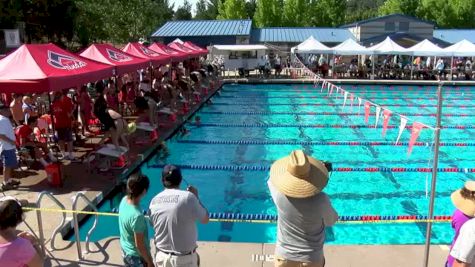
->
xmin=374 ymin=106 xmax=381 ymax=127
xmin=343 ymin=91 xmax=349 ymax=107
xmin=321 ymin=80 xmax=326 ymax=92
xmin=329 ymin=85 xmax=334 ymax=96
xmin=350 ymin=93 xmax=354 ymax=108
xmin=364 ymin=101 xmax=371 ymax=123
xmin=395 ymin=116 xmax=408 ymax=144
xmin=407 ymin=122 xmax=425 ymax=156
xmin=358 ymin=97 xmax=362 ymax=113
xmin=382 ymin=109 xmax=392 ymax=137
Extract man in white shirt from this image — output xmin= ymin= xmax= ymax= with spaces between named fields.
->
xmin=149 ymin=165 xmax=209 ymax=267
xmin=451 ymin=218 xmax=475 ymax=267
xmin=0 ymin=108 xmax=19 ymax=191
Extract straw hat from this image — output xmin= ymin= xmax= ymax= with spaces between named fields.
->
xmin=270 ymin=150 xmax=329 ymax=198
xmin=451 ymin=181 xmax=475 ymax=216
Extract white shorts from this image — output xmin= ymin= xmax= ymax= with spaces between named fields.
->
xmin=155 ymin=251 xmax=199 ymax=267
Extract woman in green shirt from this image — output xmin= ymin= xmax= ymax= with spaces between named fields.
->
xmin=119 ymin=172 xmax=153 ymax=267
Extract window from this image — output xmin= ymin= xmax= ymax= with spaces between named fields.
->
xmin=399 ymin=22 xmax=410 ymax=32
xmin=385 ymin=22 xmax=395 ymax=32
xmin=229 ymin=52 xmax=238 ymax=59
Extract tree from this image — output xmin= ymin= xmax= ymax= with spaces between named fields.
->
xmin=345 ymin=0 xmax=385 ymax=24
xmin=283 ymin=0 xmax=309 ymax=27
xmin=217 ymin=0 xmax=247 ymax=19
xmin=195 ymin=0 xmax=220 ymax=19
xmin=378 ymin=0 xmax=421 ymax=17
xmin=308 ymin=0 xmax=346 ymax=27
xmin=254 ymin=0 xmax=283 ymax=27
xmin=174 ymin=0 xmax=193 ymax=20
xmin=245 ymin=0 xmax=257 ymax=19
xmin=418 ymin=0 xmax=475 ymax=28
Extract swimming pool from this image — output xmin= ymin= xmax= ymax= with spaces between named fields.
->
xmin=75 ymin=83 xmax=475 ymax=245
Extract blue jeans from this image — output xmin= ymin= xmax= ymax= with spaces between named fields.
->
xmin=123 ymin=254 xmax=145 ymax=267
xmin=1 ymin=149 xmax=18 ymax=168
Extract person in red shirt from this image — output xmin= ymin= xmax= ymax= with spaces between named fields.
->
xmin=52 ymin=91 xmax=75 ymax=160
xmin=15 ymin=117 xmax=57 ymax=166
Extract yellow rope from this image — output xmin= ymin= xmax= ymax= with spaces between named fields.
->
xmin=23 ymin=207 xmax=451 ymax=224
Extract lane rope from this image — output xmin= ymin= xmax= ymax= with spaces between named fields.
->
xmin=149 ymin=164 xmax=475 ymax=173
xmin=212 ymin=102 xmax=475 ymax=108
xmin=197 ymin=123 xmax=475 ymax=129
xmin=22 ymin=207 xmax=451 ymax=224
xmin=217 ymin=95 xmax=474 ymax=101
xmin=200 ymin=111 xmax=475 ymax=117
xmin=176 ymin=140 xmax=473 ymax=147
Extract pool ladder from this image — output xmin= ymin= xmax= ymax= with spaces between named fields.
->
xmin=36 ymin=191 xmax=67 ymax=257
xmin=72 ymin=192 xmax=99 ymax=260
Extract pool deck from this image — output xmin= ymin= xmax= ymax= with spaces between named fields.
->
xmin=3 ymin=77 xmax=468 ymax=266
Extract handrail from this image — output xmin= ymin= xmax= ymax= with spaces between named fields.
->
xmin=36 ymin=191 xmax=67 ymax=257
xmin=72 ymin=192 xmax=99 ymax=260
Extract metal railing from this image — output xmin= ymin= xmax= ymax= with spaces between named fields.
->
xmin=36 ymin=191 xmax=67 ymax=257
xmin=72 ymin=192 xmax=99 ymax=260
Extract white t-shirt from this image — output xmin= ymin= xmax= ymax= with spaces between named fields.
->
xmin=0 ymin=115 xmax=16 ymax=153
xmin=451 ymin=218 xmax=475 ymax=266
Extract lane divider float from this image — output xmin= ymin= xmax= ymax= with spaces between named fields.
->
xmin=197 ymin=123 xmax=475 ymax=129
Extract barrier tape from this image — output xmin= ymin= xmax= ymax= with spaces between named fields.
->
xmin=198 ymin=123 xmax=474 ymax=129
xmin=218 ymin=95 xmax=474 ymax=101
xmin=22 ymin=207 xmax=450 ymax=224
xmin=149 ymin=164 xmax=475 ymax=173
xmin=212 ymin=102 xmax=475 ymax=108
xmin=176 ymin=140 xmax=474 ymax=147
xmin=200 ymin=111 xmax=475 ymax=117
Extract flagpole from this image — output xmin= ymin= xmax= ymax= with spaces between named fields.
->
xmin=422 ymin=81 xmax=443 ymax=267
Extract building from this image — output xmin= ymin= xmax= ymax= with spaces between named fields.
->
xmin=151 ymin=14 xmax=475 ymax=50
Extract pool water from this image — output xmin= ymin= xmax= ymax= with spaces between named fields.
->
xmin=75 ymin=83 xmax=475 ymax=245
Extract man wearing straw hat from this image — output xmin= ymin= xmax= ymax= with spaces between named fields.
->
xmin=268 ymin=150 xmax=338 ymax=267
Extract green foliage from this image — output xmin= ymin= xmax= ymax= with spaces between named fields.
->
xmin=378 ymin=0 xmax=421 ymax=17
xmin=345 ymin=0 xmax=385 ymax=24
xmin=245 ymin=0 xmax=257 ymax=19
xmin=254 ymin=0 xmax=283 ymax=27
xmin=217 ymin=0 xmax=247 ymax=19
xmin=419 ymin=0 xmax=475 ymax=28
xmin=283 ymin=0 xmax=309 ymax=27
xmin=308 ymin=0 xmax=346 ymax=27
xmin=174 ymin=0 xmax=193 ymax=20
xmin=195 ymin=0 xmax=220 ymax=20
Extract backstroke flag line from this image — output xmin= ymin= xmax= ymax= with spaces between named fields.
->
xmin=396 ymin=116 xmax=408 ymax=144
xmin=364 ymin=101 xmax=371 ymax=123
xmin=382 ymin=109 xmax=392 ymax=137
xmin=407 ymin=122 xmax=425 ymax=156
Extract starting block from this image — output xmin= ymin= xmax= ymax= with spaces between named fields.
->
xmin=85 ymin=144 xmax=129 ymax=173
xmin=159 ymin=107 xmax=177 ymax=122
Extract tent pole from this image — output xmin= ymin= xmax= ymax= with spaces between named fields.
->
xmin=422 ymin=81 xmax=443 ymax=267
xmin=372 ymin=54 xmax=375 ymax=79
xmin=47 ymin=92 xmax=58 ymax=157
xmin=410 ymin=56 xmax=414 ymax=80
xmin=450 ymin=56 xmax=454 ymax=80
xmin=332 ymin=54 xmax=335 ymax=79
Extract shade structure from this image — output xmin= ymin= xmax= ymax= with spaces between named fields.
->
xmin=332 ymin=39 xmax=371 ymax=55
xmin=122 ymin=42 xmax=171 ymax=66
xmin=183 ymin=41 xmax=208 ymax=56
xmin=168 ymin=41 xmax=200 ymax=57
xmin=406 ymin=39 xmax=451 ymax=57
xmin=148 ymin=42 xmax=188 ymax=62
xmin=443 ymin=39 xmax=475 ymax=57
xmin=0 ymin=43 xmax=114 ymax=92
xmin=291 ymin=36 xmax=332 ymax=54
xmin=80 ymin=43 xmax=150 ymax=75
xmin=367 ymin=37 xmax=409 ymax=55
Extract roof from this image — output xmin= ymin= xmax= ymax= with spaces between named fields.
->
xmin=152 ymin=20 xmax=252 ymax=37
xmin=212 ymin=45 xmax=267 ymax=51
xmin=433 ymin=29 xmax=475 ymax=44
xmin=341 ymin=13 xmax=435 ymax=28
xmin=250 ymin=28 xmax=354 ymax=43
xmin=361 ymin=32 xmax=451 ymax=47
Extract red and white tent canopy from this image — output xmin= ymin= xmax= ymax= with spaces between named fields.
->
xmin=122 ymin=42 xmax=171 ymax=66
xmin=183 ymin=41 xmax=208 ymax=56
xmin=168 ymin=40 xmax=200 ymax=57
xmin=148 ymin=42 xmax=188 ymax=62
xmin=80 ymin=43 xmax=150 ymax=75
xmin=0 ymin=43 xmax=114 ymax=93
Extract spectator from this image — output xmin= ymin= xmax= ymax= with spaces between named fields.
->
xmin=52 ymin=91 xmax=75 ymax=160
xmin=78 ymin=85 xmax=93 ymax=136
xmin=268 ymin=150 xmax=338 ymax=267
xmin=450 ymin=217 xmax=475 ymax=267
xmin=0 ymin=196 xmax=43 ymax=267
xmin=0 ymin=107 xmax=20 ymax=191
xmin=143 ymin=92 xmax=158 ymax=127
xmin=149 ymin=165 xmax=209 ymax=267
xmin=22 ymin=96 xmax=38 ymax=123
xmin=15 ymin=116 xmax=57 ymax=165
xmin=119 ymin=172 xmax=153 ymax=267
xmin=447 ymin=181 xmax=475 ymax=267
xmin=9 ymin=94 xmax=24 ymax=126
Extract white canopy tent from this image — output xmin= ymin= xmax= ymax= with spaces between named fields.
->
xmin=291 ymin=36 xmax=332 ymax=54
xmin=332 ymin=39 xmax=372 ymax=55
xmin=368 ymin=37 xmax=409 ymax=55
xmin=443 ymin=39 xmax=475 ymax=56
xmin=406 ymin=39 xmax=451 ymax=56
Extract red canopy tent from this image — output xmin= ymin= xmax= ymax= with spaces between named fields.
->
xmin=148 ymin=42 xmax=188 ymax=62
xmin=183 ymin=41 xmax=208 ymax=56
xmin=0 ymin=43 xmax=114 ymax=93
xmin=80 ymin=43 xmax=150 ymax=75
xmin=122 ymin=42 xmax=171 ymax=66
xmin=168 ymin=41 xmax=201 ymax=57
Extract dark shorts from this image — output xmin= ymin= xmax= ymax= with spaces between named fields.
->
xmin=1 ymin=149 xmax=18 ymax=168
xmin=123 ymin=254 xmax=145 ymax=267
xmin=56 ymin=128 xmax=73 ymax=142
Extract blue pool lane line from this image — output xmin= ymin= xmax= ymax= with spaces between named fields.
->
xmin=211 ymin=102 xmax=475 ymax=108
xmin=200 ymin=111 xmax=475 ymax=117
xmin=149 ymin=164 xmax=475 ymax=173
xmin=176 ymin=140 xmax=475 ymax=146
xmin=196 ymin=123 xmax=474 ymax=129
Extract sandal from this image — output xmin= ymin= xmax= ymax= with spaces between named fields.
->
xmin=9 ymin=180 xmax=20 ymax=186
xmin=0 ymin=181 xmax=19 ymax=192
